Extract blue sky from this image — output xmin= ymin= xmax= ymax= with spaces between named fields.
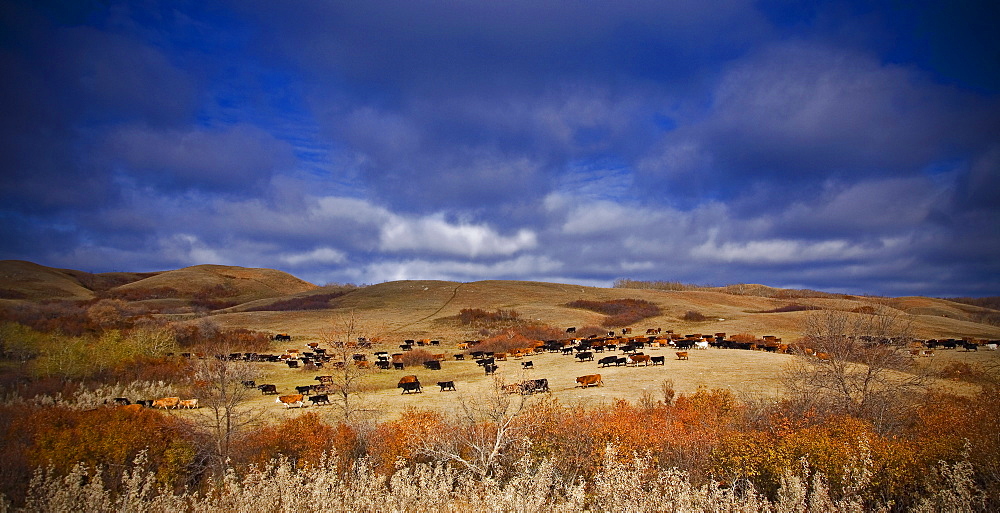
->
xmin=1 ymin=0 xmax=998 ymax=296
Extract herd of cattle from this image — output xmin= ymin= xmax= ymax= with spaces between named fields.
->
xmin=121 ymin=329 xmax=997 ymax=411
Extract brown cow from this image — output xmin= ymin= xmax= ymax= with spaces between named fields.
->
xmin=152 ymin=397 xmax=180 ymax=409
xmin=575 ymin=374 xmax=603 ymax=388
xmin=397 ymin=375 xmax=419 ymax=386
xmin=276 ymin=394 xmax=306 ymax=408
xmin=630 ymin=354 xmax=651 ymax=366
xmin=178 ymin=399 xmax=199 ymax=409
xmin=675 ymin=351 xmax=689 ymax=360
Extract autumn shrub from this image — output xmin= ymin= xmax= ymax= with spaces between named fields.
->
xmin=236 ymin=413 xmax=361 ymax=471
xmin=757 ymin=304 xmax=821 ymax=313
xmin=566 ymin=298 xmax=661 ymax=327
xmin=399 ymin=348 xmax=435 ymax=367
xmin=245 ymin=292 xmax=352 ymax=312
xmin=682 ymin=310 xmax=708 ymax=321
xmin=730 ymin=333 xmax=758 ymax=343
xmin=458 ymin=307 xmax=521 ymax=325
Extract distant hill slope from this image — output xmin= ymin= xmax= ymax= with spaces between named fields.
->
xmin=207 ymin=279 xmax=1000 ymax=343
xmin=0 ymin=260 xmax=99 ymax=300
xmin=109 ymin=264 xmax=317 ymax=303
xmin=0 ymin=261 xmax=316 ymax=304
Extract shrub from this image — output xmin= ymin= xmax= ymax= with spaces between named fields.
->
xmin=245 ymin=292 xmax=352 ymax=312
xmin=458 ymin=308 xmax=520 ymax=325
xmin=682 ymin=310 xmax=707 ymax=322
xmin=757 ymin=304 xmax=821 ymax=313
xmin=566 ymin=299 xmax=661 ymax=327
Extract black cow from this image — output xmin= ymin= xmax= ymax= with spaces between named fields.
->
xmin=520 ymin=379 xmax=549 ymax=395
xmin=651 ymin=356 xmax=666 ymax=365
xmin=295 ymin=385 xmax=313 ymax=395
xmin=454 ymin=354 xmax=465 ymax=360
xmin=258 ymin=384 xmax=278 ymax=395
xmin=566 ymin=327 xmax=577 ymax=333
xmin=598 ymin=355 xmax=618 ymax=367
xmin=112 ymin=397 xmax=131 ymax=405
xmin=393 ymin=362 xmax=405 ymax=370
xmin=286 ymin=360 xmax=299 ymax=368
xmin=615 ymin=357 xmax=628 ymax=366
xmin=484 ymin=364 xmax=499 ymax=375
xmin=136 ymin=400 xmax=153 ymax=408
xmin=375 ymin=360 xmax=391 ymax=370
xmin=963 ymin=342 xmax=979 ymax=351
xmin=437 ymin=381 xmax=456 ymax=391
xmin=521 ymin=361 xmax=534 ymax=369
xmin=475 ymin=357 xmax=495 ymax=367
xmin=273 ymin=334 xmax=291 ymax=341
xmin=309 ymin=394 xmax=330 ymax=406
xmin=423 ymin=360 xmax=442 ymax=370
xmin=400 ymin=382 xmax=422 ymax=394
xmin=575 ymin=351 xmax=594 ymax=362
xmin=242 ymin=380 xmax=257 ymax=389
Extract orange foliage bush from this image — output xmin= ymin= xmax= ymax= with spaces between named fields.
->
xmin=729 ymin=333 xmax=758 ymax=343
xmin=368 ymin=409 xmax=444 ymax=474
xmin=236 ymin=413 xmax=360 ymax=471
xmin=12 ymin=405 xmax=197 ymax=493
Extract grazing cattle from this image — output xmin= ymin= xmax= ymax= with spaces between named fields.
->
xmin=521 ymin=361 xmax=534 ymax=369
xmin=615 ymin=357 xmax=628 ymax=366
xmin=431 ymin=353 xmax=446 ymax=361
xmin=315 ymin=375 xmax=334 ymax=384
xmin=816 ymin=352 xmax=831 ymax=361
xmin=152 ymin=397 xmax=180 ymax=409
xmin=566 ymin=327 xmax=577 ymax=333
xmin=307 ymin=342 xmax=320 ymax=349
xmin=273 ymin=333 xmax=291 ymax=341
xmin=520 ymin=378 xmax=549 ymax=395
xmin=437 ymin=381 xmax=456 ymax=392
xmin=575 ymin=374 xmax=603 ymax=388
xmin=258 ymin=384 xmax=278 ymax=395
xmin=242 ymin=380 xmax=257 ymax=389
xmin=575 ymin=351 xmax=594 ymax=362
xmin=423 ymin=360 xmax=442 ymax=370
xmin=494 ymin=353 xmax=507 ymax=361
xmin=136 ymin=400 xmax=153 ymax=408
xmin=651 ymin=355 xmax=665 ymax=365
xmin=112 ymin=397 xmax=131 ymax=406
xmin=393 ymin=362 xmax=405 ymax=370
xmin=598 ymin=355 xmax=618 ymax=367
xmin=400 ymin=381 xmax=422 ymax=394
xmin=695 ymin=341 xmax=709 ymax=350
xmin=675 ymin=352 xmax=689 ymax=360
xmin=630 ymin=354 xmax=651 ymax=366
xmin=454 ymin=354 xmax=465 ymax=360
xmin=922 ymin=349 xmax=935 ymax=357
xmin=309 ymin=394 xmax=330 ymax=406
xmin=622 ymin=328 xmax=632 ymax=335
xmin=375 ymin=360 xmax=391 ymax=370
xmin=286 ymin=360 xmax=299 ymax=368
xmin=963 ymin=342 xmax=979 ymax=352
xmin=179 ymin=399 xmax=199 ymax=409
xmin=484 ymin=364 xmax=499 ymax=375
xmin=276 ymin=394 xmax=306 ymax=408
xmin=475 ymin=357 xmax=495 ymax=367
xmin=295 ymin=385 xmax=313 ymax=395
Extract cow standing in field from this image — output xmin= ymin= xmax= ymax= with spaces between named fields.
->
xmin=575 ymin=374 xmax=603 ymax=388
xmin=276 ymin=394 xmax=306 ymax=408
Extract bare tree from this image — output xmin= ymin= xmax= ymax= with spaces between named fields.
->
xmin=321 ymin=310 xmax=381 ymax=421
xmin=416 ymin=374 xmax=535 ymax=479
xmin=190 ymin=343 xmax=262 ymax=475
xmin=784 ymin=302 xmax=924 ymax=430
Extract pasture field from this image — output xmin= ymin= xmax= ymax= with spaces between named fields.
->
xmin=200 ymin=338 xmax=990 ymax=424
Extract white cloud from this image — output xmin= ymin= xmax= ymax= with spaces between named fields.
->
xmin=280 ymin=247 xmax=347 ymax=266
xmin=379 ymin=214 xmax=537 ymax=257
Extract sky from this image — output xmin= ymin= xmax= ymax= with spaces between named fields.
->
xmin=1 ymin=0 xmax=998 ymax=297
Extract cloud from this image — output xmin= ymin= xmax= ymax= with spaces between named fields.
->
xmin=280 ymin=247 xmax=347 ymax=266
xmin=102 ymin=124 xmax=295 ymax=193
xmin=379 ymin=214 xmax=537 ymax=258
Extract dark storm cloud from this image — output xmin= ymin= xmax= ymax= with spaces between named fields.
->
xmin=2 ymin=0 xmax=998 ymax=297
